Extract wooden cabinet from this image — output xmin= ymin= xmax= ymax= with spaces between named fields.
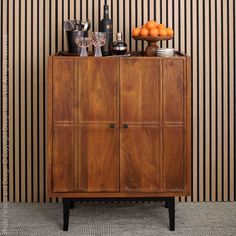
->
xmin=47 ymin=55 xmax=191 ymax=231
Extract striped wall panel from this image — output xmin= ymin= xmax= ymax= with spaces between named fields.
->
xmin=0 ymin=0 xmax=235 ymax=202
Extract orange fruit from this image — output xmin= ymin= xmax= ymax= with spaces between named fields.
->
xmin=157 ymin=24 xmax=165 ymax=30
xmin=132 ymin=27 xmax=141 ymax=37
xmin=140 ymin=28 xmax=149 ymax=37
xmin=159 ymin=28 xmax=168 ymax=36
xmin=142 ymin=23 xmax=147 ymax=29
xmin=146 ymin=20 xmax=157 ymax=30
xmin=166 ymin=28 xmax=174 ymax=36
xmin=149 ymin=28 xmax=159 ymax=37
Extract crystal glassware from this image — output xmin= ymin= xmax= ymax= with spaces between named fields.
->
xmin=91 ymin=32 xmax=106 ymax=57
xmin=75 ymin=37 xmax=92 ymax=57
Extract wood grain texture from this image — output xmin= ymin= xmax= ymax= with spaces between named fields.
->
xmin=163 ymin=59 xmax=184 ymax=124
xmin=120 ymin=58 xmax=161 ymax=124
xmin=120 ymin=126 xmax=161 ymax=192
xmin=78 ymin=58 xmax=118 ymax=123
xmin=163 ymin=127 xmax=185 ymax=191
xmin=78 ymin=126 xmax=118 ymax=192
xmin=53 ymin=126 xmax=75 ymax=192
xmin=53 ymin=58 xmax=74 ymax=122
xmin=48 ymin=56 xmax=191 ymax=198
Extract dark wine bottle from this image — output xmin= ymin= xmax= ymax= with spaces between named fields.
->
xmin=100 ymin=0 xmax=113 ymax=56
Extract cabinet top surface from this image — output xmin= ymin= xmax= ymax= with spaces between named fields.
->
xmin=50 ymin=52 xmax=190 ymax=60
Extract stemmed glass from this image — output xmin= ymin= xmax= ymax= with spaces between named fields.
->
xmin=75 ymin=37 xmax=92 ymax=57
xmin=91 ymin=32 xmax=106 ymax=57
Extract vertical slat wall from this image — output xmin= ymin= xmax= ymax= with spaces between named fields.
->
xmin=0 ymin=0 xmax=235 ymax=202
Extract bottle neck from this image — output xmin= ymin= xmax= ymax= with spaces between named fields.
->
xmin=104 ymin=5 xmax=109 ymax=19
xmin=116 ymin=33 xmax=122 ymax=41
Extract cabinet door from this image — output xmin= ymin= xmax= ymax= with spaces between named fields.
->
xmin=77 ymin=58 xmax=119 ymax=192
xmin=120 ymin=126 xmax=161 ymax=192
xmin=78 ymin=126 xmax=118 ymax=192
xmin=120 ymin=58 xmax=162 ymax=192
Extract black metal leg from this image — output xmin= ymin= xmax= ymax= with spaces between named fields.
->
xmin=63 ymin=199 xmax=70 ymax=231
xmin=70 ymin=201 xmax=74 ymax=209
xmin=168 ymin=197 xmax=175 ymax=231
xmin=164 ymin=201 xmax=168 ymax=208
xmin=60 ymin=197 xmax=176 ymax=231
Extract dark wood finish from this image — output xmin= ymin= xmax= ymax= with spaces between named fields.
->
xmin=47 ymin=55 xmax=191 ymax=231
xmin=49 ymin=192 xmax=189 ymax=198
xmin=163 ymin=127 xmax=185 ymax=190
xmin=78 ymin=126 xmax=118 ymax=192
xmin=47 ymin=56 xmax=53 ymax=196
xmin=78 ymin=58 xmax=118 ymax=123
xmin=53 ymin=58 xmax=75 ymax=122
xmin=186 ymin=57 xmax=192 ymax=195
xmin=120 ymin=58 xmax=161 ymax=124
xmin=163 ymin=59 xmax=184 ymax=123
xmin=120 ymin=126 xmax=161 ymax=192
xmin=53 ymin=126 xmax=76 ymax=192
xmin=48 ymin=56 xmax=191 ymax=197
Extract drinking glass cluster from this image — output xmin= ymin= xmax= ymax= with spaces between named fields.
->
xmin=75 ymin=32 xmax=106 ymax=57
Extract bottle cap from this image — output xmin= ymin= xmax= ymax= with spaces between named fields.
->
xmin=116 ymin=32 xmax=122 ymax=41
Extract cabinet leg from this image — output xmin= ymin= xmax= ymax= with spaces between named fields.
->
xmin=164 ymin=201 xmax=168 ymax=208
xmin=63 ymin=199 xmax=70 ymax=231
xmin=70 ymin=201 xmax=74 ymax=209
xmin=168 ymin=198 xmax=175 ymax=231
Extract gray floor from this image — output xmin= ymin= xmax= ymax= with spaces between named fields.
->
xmin=0 ymin=202 xmax=236 ymax=236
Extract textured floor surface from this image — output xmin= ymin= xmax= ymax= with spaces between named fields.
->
xmin=0 ymin=202 xmax=236 ymax=236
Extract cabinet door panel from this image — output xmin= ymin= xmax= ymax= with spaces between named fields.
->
xmin=163 ymin=127 xmax=185 ymax=190
xmin=53 ymin=126 xmax=76 ymax=192
xmin=163 ymin=60 xmax=184 ymax=123
xmin=78 ymin=59 xmax=117 ymax=123
xmin=78 ymin=126 xmax=118 ymax=192
xmin=53 ymin=59 xmax=74 ymax=122
xmin=120 ymin=127 xmax=161 ymax=192
xmin=120 ymin=59 xmax=161 ymax=123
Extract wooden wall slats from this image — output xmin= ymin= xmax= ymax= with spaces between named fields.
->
xmin=20 ymin=0 xmax=26 ymax=203
xmin=186 ymin=0 xmax=191 ymax=202
xmin=223 ymin=0 xmax=228 ymax=202
xmin=192 ymin=0 xmax=198 ymax=202
xmin=210 ymin=0 xmax=216 ymax=202
xmin=216 ymin=0 xmax=223 ymax=202
xmin=8 ymin=0 xmax=14 ymax=203
xmin=0 ymin=0 xmax=235 ymax=202
xmin=204 ymin=0 xmax=210 ymax=202
xmin=229 ymin=0 xmax=235 ymax=202
xmin=198 ymin=0 xmax=204 ymax=202
xmin=39 ymin=0 xmax=44 ymax=203
xmin=14 ymin=0 xmax=20 ymax=203
xmin=26 ymin=0 xmax=32 ymax=203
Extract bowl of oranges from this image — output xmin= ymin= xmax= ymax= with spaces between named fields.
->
xmin=132 ymin=20 xmax=174 ymax=56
